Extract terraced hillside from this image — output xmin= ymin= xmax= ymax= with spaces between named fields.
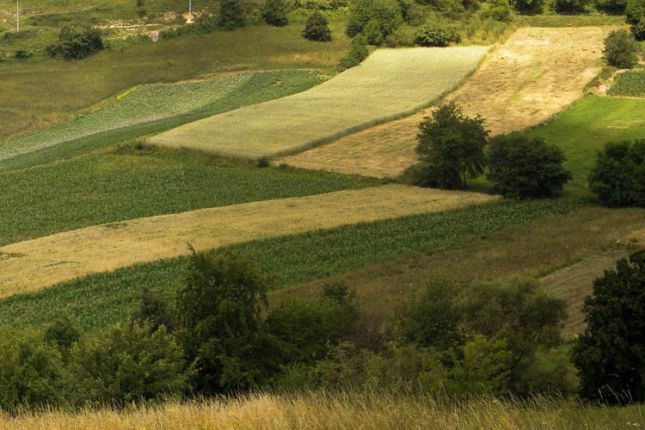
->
xmin=149 ymin=47 xmax=489 ymax=158
xmin=0 ymin=185 xmax=497 ymax=297
xmin=282 ymin=27 xmax=612 ymax=178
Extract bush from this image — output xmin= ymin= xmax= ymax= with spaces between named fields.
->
xmin=511 ymin=0 xmax=544 ymax=13
xmin=434 ymin=0 xmax=467 ymax=18
xmin=383 ymin=26 xmax=416 ymax=46
xmin=363 ymin=18 xmax=385 ymax=44
xmin=44 ymin=317 xmax=81 ymax=353
xmin=346 ymin=0 xmax=403 ymax=41
xmin=480 ymin=0 xmax=513 ymax=21
xmin=130 ymin=288 xmax=176 ymax=332
xmin=399 ymin=0 xmax=427 ymax=25
xmin=603 ymin=29 xmax=639 ymax=68
xmin=594 ymin=0 xmax=627 ymax=12
xmin=633 ymin=21 xmax=645 ymax=40
xmin=588 ymin=140 xmax=645 ymax=207
xmin=451 ymin=335 xmax=513 ymax=396
xmin=48 ymin=26 xmax=104 ymax=60
xmin=0 ymin=329 xmax=68 ymax=413
xmin=218 ymin=0 xmax=246 ymax=30
xmin=487 ymin=135 xmax=572 ymax=199
xmin=14 ymin=49 xmax=33 ymax=59
xmin=263 ymin=0 xmax=289 ymax=26
xmin=338 ymin=34 xmax=369 ymax=70
xmin=554 ymin=0 xmax=589 ymax=13
xmin=414 ymin=22 xmax=461 ymax=46
xmin=302 ymin=10 xmax=332 ymax=41
xmin=410 ymin=103 xmax=488 ymax=189
xmin=572 ymin=251 xmax=645 ymax=403
xmin=70 ymin=324 xmax=189 ymax=406
xmin=626 ymin=0 xmax=645 ymax=23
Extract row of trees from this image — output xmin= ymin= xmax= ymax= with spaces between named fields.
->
xmin=1 ymin=249 xmax=642 ymax=413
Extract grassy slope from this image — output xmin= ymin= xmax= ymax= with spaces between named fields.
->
xmin=0 ymin=70 xmax=324 ymax=170
xmin=0 ymin=147 xmax=377 ymax=246
xmin=526 ymin=95 xmax=645 ymax=190
xmin=0 ymin=198 xmax=580 ymax=332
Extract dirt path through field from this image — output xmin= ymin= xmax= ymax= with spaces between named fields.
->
xmin=281 ymin=27 xmax=613 ymax=178
xmin=0 ymin=185 xmax=497 ymax=298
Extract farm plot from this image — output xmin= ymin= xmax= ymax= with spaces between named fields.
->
xmin=0 ymin=70 xmax=323 ymax=162
xmin=281 ymin=27 xmax=612 ymax=178
xmin=607 ymin=69 xmax=645 ymax=97
xmin=0 ymin=185 xmax=497 ymax=298
xmin=148 ymin=47 xmax=489 ymax=158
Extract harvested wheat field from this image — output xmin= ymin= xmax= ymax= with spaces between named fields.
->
xmin=282 ymin=27 xmax=612 ymax=178
xmin=149 ymin=47 xmax=488 ymax=158
xmin=0 ymin=185 xmax=497 ymax=297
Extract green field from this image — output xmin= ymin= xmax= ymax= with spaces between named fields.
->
xmin=149 ymin=47 xmax=489 ymax=158
xmin=0 ymin=70 xmax=324 ymax=164
xmin=607 ymin=69 xmax=645 ymax=97
xmin=0 ymin=198 xmax=580 ymax=332
xmin=526 ymin=95 xmax=645 ymax=190
xmin=0 ymin=147 xmax=377 ymax=246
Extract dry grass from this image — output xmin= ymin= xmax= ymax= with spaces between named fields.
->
xmin=282 ymin=27 xmax=613 ymax=178
xmin=0 ymin=185 xmax=497 ymax=297
xmin=0 ymin=392 xmax=642 ymax=430
xmin=149 ymin=47 xmax=488 ymax=158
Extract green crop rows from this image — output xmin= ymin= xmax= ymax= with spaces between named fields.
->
xmin=607 ymin=69 xmax=645 ymax=97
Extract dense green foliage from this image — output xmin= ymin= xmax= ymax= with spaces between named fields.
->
xmin=411 ymin=103 xmax=488 ymax=189
xmin=553 ymin=0 xmax=589 ymax=13
xmin=511 ymin=0 xmax=544 ymax=14
xmin=302 ymin=11 xmax=332 ymax=41
xmin=588 ymin=140 xmax=645 ymax=207
xmin=217 ymin=0 xmax=246 ymax=30
xmin=0 ymin=149 xmax=376 ymax=246
xmin=0 ymin=198 xmax=581 ymax=333
xmin=603 ymin=29 xmax=639 ymax=68
xmin=608 ymin=69 xmax=645 ymax=96
xmin=47 ymin=26 xmax=103 ymax=60
xmin=338 ymin=34 xmax=369 ymax=70
xmin=626 ymin=0 xmax=645 ymax=24
xmin=480 ymin=0 xmax=513 ymax=21
xmin=572 ymin=251 xmax=645 ymax=404
xmin=487 ymin=135 xmax=572 ymax=199
xmin=594 ymin=0 xmax=627 ymax=12
xmin=346 ymin=0 xmax=403 ymax=42
xmin=263 ymin=0 xmax=289 ymax=26
xmin=414 ymin=22 xmax=461 ymax=46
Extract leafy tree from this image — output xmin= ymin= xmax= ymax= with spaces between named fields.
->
xmin=554 ymin=0 xmax=589 ymax=13
xmin=603 ymin=29 xmax=639 ymax=68
xmin=48 ymin=26 xmax=104 ymax=60
xmin=44 ymin=317 xmax=81 ymax=357
xmin=302 ymin=10 xmax=332 ymax=41
xmin=451 ymin=335 xmax=513 ymax=395
xmin=363 ymin=18 xmax=385 ymax=45
xmin=130 ymin=288 xmax=176 ymax=332
xmin=0 ymin=329 xmax=68 ymax=413
xmin=511 ymin=0 xmax=544 ymax=13
xmin=70 ymin=324 xmax=189 ymax=406
xmin=480 ymin=0 xmax=513 ymax=22
xmin=487 ymin=134 xmax=571 ymax=199
xmin=626 ymin=0 xmax=645 ymax=39
xmin=263 ymin=0 xmax=289 ymax=27
xmin=572 ymin=251 xmax=645 ymax=403
xmin=414 ymin=23 xmax=461 ymax=46
xmin=588 ymin=140 xmax=645 ymax=207
xmin=176 ymin=250 xmax=274 ymax=394
xmin=218 ymin=0 xmax=246 ymax=30
xmin=346 ymin=0 xmax=403 ymax=41
xmin=411 ymin=103 xmax=488 ymax=189
xmin=595 ymin=0 xmax=627 ymax=13
xmin=338 ymin=34 xmax=369 ymax=70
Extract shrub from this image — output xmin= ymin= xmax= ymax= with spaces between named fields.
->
xmin=363 ymin=18 xmax=385 ymax=44
xmin=603 ymin=29 xmax=639 ymax=68
xmin=399 ymin=0 xmax=427 ymax=25
xmin=480 ymin=0 xmax=513 ymax=21
xmin=130 ymin=288 xmax=176 ymax=332
xmin=414 ymin=22 xmax=461 ymax=46
xmin=44 ymin=317 xmax=81 ymax=353
xmin=451 ymin=335 xmax=513 ymax=396
xmin=487 ymin=134 xmax=572 ymax=199
xmin=263 ymin=0 xmax=289 ymax=26
xmin=572 ymin=251 xmax=645 ymax=403
xmin=633 ymin=21 xmax=645 ymax=40
xmin=218 ymin=0 xmax=246 ymax=30
xmin=0 ymin=329 xmax=68 ymax=413
xmin=338 ymin=34 xmax=369 ymax=70
xmin=588 ymin=140 xmax=645 ymax=207
xmin=434 ymin=0 xmax=467 ymax=18
xmin=176 ymin=250 xmax=273 ymax=394
xmin=511 ymin=0 xmax=544 ymax=13
xmin=14 ymin=49 xmax=33 ymax=59
xmin=302 ymin=10 xmax=332 ymax=41
xmin=410 ymin=103 xmax=488 ymax=189
xmin=346 ymin=0 xmax=403 ymax=41
xmin=383 ymin=26 xmax=416 ymax=46
xmin=70 ymin=324 xmax=189 ymax=406
xmin=594 ymin=0 xmax=627 ymax=12
xmin=626 ymin=0 xmax=645 ymax=23
xmin=48 ymin=26 xmax=104 ymax=60
xmin=554 ymin=0 xmax=589 ymax=13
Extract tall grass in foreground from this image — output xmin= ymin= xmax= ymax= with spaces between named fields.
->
xmin=0 ymin=392 xmax=642 ymax=429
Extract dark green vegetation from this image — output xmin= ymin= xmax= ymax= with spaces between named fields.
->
xmin=47 ymin=26 xmax=104 ymax=60
xmin=603 ymin=29 xmax=639 ymax=68
xmin=573 ymin=250 xmax=645 ymax=403
xmin=588 ymin=140 xmax=645 ymax=207
xmin=302 ymin=10 xmax=332 ymax=41
xmin=0 ymin=147 xmax=377 ymax=246
xmin=414 ymin=22 xmax=461 ymax=46
xmin=337 ymin=34 xmax=369 ymax=70
xmin=487 ymin=135 xmax=571 ymax=199
xmin=264 ymin=0 xmax=290 ymax=27
xmin=0 ymin=198 xmax=581 ymax=332
xmin=608 ymin=68 xmax=645 ymax=96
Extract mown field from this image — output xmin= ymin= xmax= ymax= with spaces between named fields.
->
xmin=0 ymin=70 xmax=325 ymax=162
xmin=1 ymin=392 xmax=643 ymax=430
xmin=0 ymin=198 xmax=581 ymax=332
xmin=282 ymin=27 xmax=610 ymax=178
xmin=0 ymin=70 xmax=326 ymax=170
xmin=0 ymin=147 xmax=377 ymax=246
xmin=149 ymin=47 xmax=488 ymax=158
